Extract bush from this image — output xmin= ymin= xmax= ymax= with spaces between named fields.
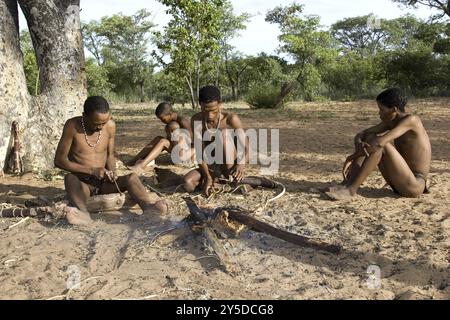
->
xmin=245 ymin=85 xmax=281 ymax=109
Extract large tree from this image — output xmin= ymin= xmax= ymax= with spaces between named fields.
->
xmin=154 ymin=0 xmax=230 ymax=109
xmin=266 ymin=3 xmax=337 ymax=105
xmin=0 ymin=0 xmax=86 ymax=173
xmin=392 ymin=0 xmax=450 ymax=19
xmin=82 ymin=10 xmax=155 ymax=102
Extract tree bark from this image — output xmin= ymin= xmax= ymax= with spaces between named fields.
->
xmin=186 ymin=74 xmax=196 ymax=110
xmin=0 ymin=0 xmax=86 ymax=172
xmin=273 ymin=82 xmax=296 ymax=109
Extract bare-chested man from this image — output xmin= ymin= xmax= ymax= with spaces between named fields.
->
xmin=127 ymin=102 xmax=192 ymax=174
xmin=54 ymin=96 xmax=168 ymax=225
xmin=183 ymin=85 xmax=249 ymax=196
xmin=327 ymin=88 xmax=431 ymax=200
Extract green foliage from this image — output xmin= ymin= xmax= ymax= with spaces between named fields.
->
xmin=245 ymin=84 xmax=282 ymax=109
xmin=391 ymin=0 xmax=450 ymax=20
xmin=20 ymin=31 xmax=39 ymax=95
xmin=266 ymin=3 xmax=338 ymax=101
xmin=82 ymin=9 xmax=156 ymax=102
xmin=85 ymin=58 xmax=114 ymax=97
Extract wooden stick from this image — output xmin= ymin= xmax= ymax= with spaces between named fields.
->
xmin=184 ymin=197 xmax=237 ymax=274
xmin=223 ymin=208 xmax=342 ymax=254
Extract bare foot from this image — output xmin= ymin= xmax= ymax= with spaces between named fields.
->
xmin=325 ymin=185 xmax=356 ymax=200
xmin=64 ymin=206 xmax=93 ymax=225
xmin=142 ymin=200 xmax=169 ymax=215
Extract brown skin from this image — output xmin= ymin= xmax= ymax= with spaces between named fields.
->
xmin=183 ymin=100 xmax=249 ymax=197
xmin=127 ymin=112 xmax=192 ymax=173
xmin=327 ymin=101 xmax=432 ymax=200
xmin=54 ymin=111 xmax=167 ymax=225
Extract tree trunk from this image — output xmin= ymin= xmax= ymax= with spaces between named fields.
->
xmin=0 ymin=0 xmax=86 ymax=172
xmin=186 ymin=75 xmax=196 ymax=110
xmin=273 ymin=82 xmax=296 ymax=109
xmin=139 ymin=80 xmax=145 ymax=102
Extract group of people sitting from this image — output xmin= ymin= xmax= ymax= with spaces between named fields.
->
xmin=54 ymin=85 xmax=431 ymax=225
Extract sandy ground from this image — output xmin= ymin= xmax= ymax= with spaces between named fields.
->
xmin=0 ymin=99 xmax=449 ymax=300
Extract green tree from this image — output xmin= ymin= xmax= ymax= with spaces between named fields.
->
xmin=82 ymin=9 xmax=156 ymax=102
xmin=266 ymin=3 xmax=337 ymax=105
xmin=19 ymin=30 xmax=39 ymax=95
xmin=392 ymin=0 xmax=450 ymax=20
xmin=154 ymin=0 xmax=231 ymax=109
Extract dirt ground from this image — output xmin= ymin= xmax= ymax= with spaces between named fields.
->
xmin=1 ymin=99 xmax=449 ymax=300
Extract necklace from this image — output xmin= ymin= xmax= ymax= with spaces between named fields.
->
xmin=203 ymin=113 xmax=221 ymax=134
xmin=81 ymin=116 xmax=102 ymax=148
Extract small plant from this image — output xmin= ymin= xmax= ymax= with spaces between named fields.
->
xmin=245 ymin=85 xmax=281 ymax=109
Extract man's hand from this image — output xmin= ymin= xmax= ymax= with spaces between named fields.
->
xmin=364 ymin=136 xmax=383 ymax=154
xmin=105 ymin=170 xmax=118 ymax=182
xmin=202 ymin=176 xmax=215 ymax=197
xmin=91 ymin=167 xmax=107 ymax=180
xmin=230 ymin=164 xmax=245 ymax=182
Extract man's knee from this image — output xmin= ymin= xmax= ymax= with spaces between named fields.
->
xmin=64 ymin=173 xmax=79 ymax=187
xmin=125 ymin=172 xmax=141 ymax=186
xmin=158 ymin=137 xmax=171 ymax=148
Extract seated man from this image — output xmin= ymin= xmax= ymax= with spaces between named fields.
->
xmin=327 ymin=88 xmax=431 ymax=200
xmin=127 ymin=102 xmax=192 ymax=174
xmin=183 ymin=85 xmax=249 ymax=196
xmin=54 ymin=96 xmax=168 ymax=225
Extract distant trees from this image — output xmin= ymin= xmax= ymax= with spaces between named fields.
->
xmin=17 ymin=2 xmax=448 ymax=106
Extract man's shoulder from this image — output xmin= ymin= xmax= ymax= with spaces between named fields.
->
xmin=225 ymin=112 xmax=241 ymax=123
xmin=65 ymin=117 xmax=81 ymax=129
xmin=177 ymin=115 xmax=191 ymax=125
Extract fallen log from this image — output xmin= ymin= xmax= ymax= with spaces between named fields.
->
xmin=218 ymin=207 xmax=342 ymax=254
xmin=1 ymin=193 xmax=137 ymax=220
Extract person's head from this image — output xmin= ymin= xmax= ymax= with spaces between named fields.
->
xmin=376 ymin=88 xmax=407 ymax=123
xmin=165 ymin=121 xmax=180 ymax=137
xmin=199 ymin=85 xmax=222 ymax=123
xmin=83 ymin=96 xmax=110 ymax=132
xmin=155 ymin=102 xmax=174 ymax=124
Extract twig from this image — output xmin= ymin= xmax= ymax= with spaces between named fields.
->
xmin=266 ymin=182 xmax=286 ymax=203
xmin=144 ymin=183 xmax=164 ymax=197
xmin=8 ymin=217 xmax=31 ymax=229
xmin=148 ymin=226 xmax=178 ymax=247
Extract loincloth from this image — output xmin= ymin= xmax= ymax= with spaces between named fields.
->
xmin=78 ymin=176 xmax=104 ymax=196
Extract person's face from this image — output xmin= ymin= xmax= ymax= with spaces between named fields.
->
xmin=377 ymin=101 xmax=398 ymax=123
xmin=158 ymin=114 xmax=172 ymax=124
xmin=200 ymin=101 xmax=221 ymax=124
xmin=85 ymin=111 xmax=110 ymax=132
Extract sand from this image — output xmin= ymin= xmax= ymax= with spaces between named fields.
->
xmin=0 ymin=99 xmax=449 ymax=300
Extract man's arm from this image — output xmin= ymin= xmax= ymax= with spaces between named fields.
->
xmin=180 ymin=116 xmax=193 ymax=138
xmin=54 ymin=120 xmax=94 ymax=175
xmin=228 ymin=113 xmax=248 ymax=181
xmin=105 ymin=120 xmax=117 ymax=178
xmin=360 ymin=122 xmax=390 ymax=137
xmin=376 ymin=115 xmax=420 ymax=147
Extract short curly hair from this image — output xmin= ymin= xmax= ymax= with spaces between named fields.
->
xmin=376 ymin=88 xmax=407 ymax=112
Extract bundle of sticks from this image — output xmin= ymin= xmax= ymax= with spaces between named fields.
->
xmin=0 ymin=193 xmax=129 ymax=220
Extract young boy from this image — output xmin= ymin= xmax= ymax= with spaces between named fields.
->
xmin=183 ymin=85 xmax=249 ymax=196
xmin=54 ymin=96 xmax=168 ymax=225
xmin=326 ymin=88 xmax=431 ymax=200
xmin=127 ymin=102 xmax=192 ymax=174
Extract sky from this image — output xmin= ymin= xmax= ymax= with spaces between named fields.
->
xmin=19 ymin=0 xmax=437 ymax=57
